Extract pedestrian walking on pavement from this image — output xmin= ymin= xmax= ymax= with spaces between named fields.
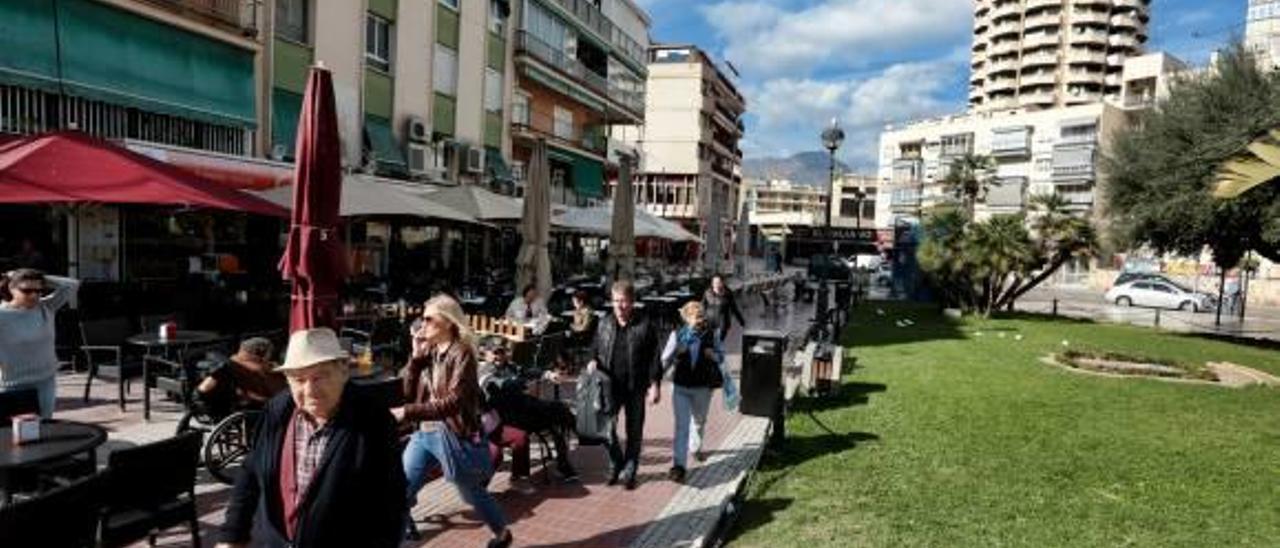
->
xmin=702 ymin=274 xmax=746 ymax=342
xmin=586 ymin=280 xmax=664 ymax=490
xmin=662 ymin=302 xmax=726 ymax=483
xmin=393 ymin=295 xmax=513 ymax=547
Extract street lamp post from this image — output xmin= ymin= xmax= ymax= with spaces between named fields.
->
xmin=853 ymin=188 xmax=866 ymax=231
xmin=821 ymin=118 xmax=845 ymax=228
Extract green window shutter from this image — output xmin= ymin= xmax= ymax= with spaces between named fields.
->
xmin=436 ymin=4 xmax=460 ymax=49
xmin=486 ymin=147 xmax=512 ymax=182
xmin=487 ymin=35 xmax=506 ymax=71
xmin=56 ymin=0 xmax=256 ymax=127
xmin=273 ymin=38 xmax=312 ymax=94
xmin=433 ymin=93 xmax=456 ymax=137
xmin=484 ymin=112 xmax=503 ymax=148
xmin=369 ymin=0 xmax=397 ymax=21
xmin=364 ymin=68 xmax=394 ymax=119
xmin=0 ymin=1 xmax=59 ymax=91
xmin=365 ymin=114 xmax=407 ymax=174
xmin=272 ymin=88 xmax=304 ymax=159
xmin=554 ymin=149 xmax=603 ymax=198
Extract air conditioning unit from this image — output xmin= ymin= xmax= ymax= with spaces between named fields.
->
xmin=407 ymin=142 xmax=430 ymax=177
xmin=465 ymin=146 xmax=483 ymax=173
xmin=406 ymin=116 xmax=429 ymax=143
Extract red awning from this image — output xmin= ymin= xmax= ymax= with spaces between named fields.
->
xmin=0 ymin=131 xmax=288 ymax=217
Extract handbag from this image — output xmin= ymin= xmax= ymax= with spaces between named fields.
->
xmin=436 ymin=422 xmax=493 ymax=484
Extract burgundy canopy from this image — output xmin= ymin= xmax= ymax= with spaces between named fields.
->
xmin=279 ymin=66 xmax=346 ymax=333
xmin=0 ymin=131 xmax=287 ymax=217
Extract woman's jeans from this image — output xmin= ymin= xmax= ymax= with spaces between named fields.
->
xmin=403 ymin=429 xmax=508 ymax=535
xmin=1 ymin=376 xmax=57 ymax=419
xmin=671 ymin=385 xmax=712 ymax=468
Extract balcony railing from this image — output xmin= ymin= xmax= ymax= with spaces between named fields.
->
xmin=512 ymin=118 xmax=607 ymax=156
xmin=547 ymin=0 xmax=613 ymax=43
xmin=140 ymin=0 xmax=259 ymax=34
xmin=516 ymin=31 xmax=608 ymax=95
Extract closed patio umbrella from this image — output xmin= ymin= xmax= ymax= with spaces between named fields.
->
xmin=279 ymin=65 xmax=346 ymax=332
xmin=610 ymin=154 xmax=636 ymax=282
xmin=704 ymin=185 xmax=723 ymax=274
xmin=517 ymin=140 xmax=552 ymax=301
xmin=735 ymin=197 xmax=751 ymax=277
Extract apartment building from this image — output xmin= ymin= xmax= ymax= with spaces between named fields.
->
xmin=829 ymin=174 xmax=885 ymax=230
xmin=612 ymin=44 xmax=746 ymax=270
xmin=744 ymin=179 xmax=825 ymax=246
xmin=508 ymin=0 xmax=650 ymax=205
xmin=879 ymin=102 xmax=1131 ymax=227
xmin=971 ymin=0 xmax=1150 ymax=111
xmin=270 ymin=0 xmax=517 ymax=189
xmin=1248 ymin=0 xmax=1280 ymax=69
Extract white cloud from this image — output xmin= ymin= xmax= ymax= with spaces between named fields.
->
xmin=701 ymin=0 xmax=972 ymax=78
xmin=743 ymin=56 xmax=966 ymax=169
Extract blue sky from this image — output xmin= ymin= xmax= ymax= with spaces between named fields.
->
xmin=634 ymin=0 xmax=1249 ymax=171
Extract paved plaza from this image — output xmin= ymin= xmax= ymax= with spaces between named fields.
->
xmin=51 ymin=292 xmax=817 ymax=547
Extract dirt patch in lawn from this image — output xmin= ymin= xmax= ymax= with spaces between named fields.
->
xmin=1044 ymin=351 xmax=1280 ymax=388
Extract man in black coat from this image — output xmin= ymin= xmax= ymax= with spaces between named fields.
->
xmin=216 ymin=328 xmax=405 ymax=548
xmin=586 ymin=280 xmax=664 ymax=490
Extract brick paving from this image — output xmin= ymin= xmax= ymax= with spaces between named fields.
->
xmin=49 ymin=290 xmax=817 ymax=548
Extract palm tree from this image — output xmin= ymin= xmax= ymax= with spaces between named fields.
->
xmin=993 ymin=193 xmax=1098 ymax=309
xmin=942 ymin=153 xmax=997 ymax=219
xmin=966 ymin=214 xmax=1038 ymax=316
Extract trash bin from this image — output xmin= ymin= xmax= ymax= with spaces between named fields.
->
xmin=740 ymin=330 xmax=788 ymax=418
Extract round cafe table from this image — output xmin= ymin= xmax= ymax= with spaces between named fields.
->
xmin=126 ymin=330 xmax=223 ymax=355
xmin=0 ymin=419 xmax=107 ymax=504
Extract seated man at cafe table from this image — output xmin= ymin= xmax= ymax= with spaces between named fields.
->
xmin=480 ymin=345 xmax=579 ymax=484
xmin=216 ymin=328 xmax=406 ymax=548
xmin=196 ymin=337 xmax=287 ymax=419
xmin=506 ymin=284 xmax=552 ymax=334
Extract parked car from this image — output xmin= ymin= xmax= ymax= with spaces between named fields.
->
xmin=808 ymin=254 xmax=852 ymax=281
xmin=1112 ymin=271 xmax=1187 ymax=289
xmin=1104 ymin=280 xmax=1215 ymax=312
xmin=872 ymin=263 xmax=892 ymax=287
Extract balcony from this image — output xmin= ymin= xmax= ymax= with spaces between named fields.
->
xmin=516 ymin=31 xmax=608 ymax=96
xmin=1067 ymin=48 xmax=1107 ymax=65
xmin=1023 ymin=11 xmax=1062 ymax=31
xmin=1065 ymin=70 xmax=1104 ymax=86
xmin=1019 ymin=88 xmax=1057 ymax=107
xmin=991 ymin=1 xmax=1022 ymax=21
xmin=1070 ymin=10 xmax=1111 ymax=26
xmin=1070 ymin=30 xmax=1109 ymax=47
xmin=1111 ymin=12 xmax=1142 ymax=30
xmin=512 ymin=119 xmax=608 ymax=157
xmin=1022 ymin=52 xmax=1060 ymax=68
xmin=1056 ymin=190 xmax=1095 ymax=208
xmin=1051 ymin=144 xmax=1096 ymax=182
xmin=991 ymin=127 xmax=1031 ymax=158
xmin=1023 ymin=32 xmax=1062 ymax=49
xmin=1020 ymin=70 xmax=1058 ymax=87
xmin=991 ymin=23 xmax=1021 ymax=40
xmin=1109 ymin=34 xmax=1140 ymax=50
xmin=1027 ymin=0 xmax=1060 ymax=9
xmin=139 ymin=0 xmax=258 ymax=34
xmin=546 ymin=0 xmax=614 ymax=44
xmin=890 ymin=189 xmax=923 ymax=211
xmin=986 ymin=177 xmax=1027 ymax=208
xmin=988 ymin=76 xmax=1017 ymax=93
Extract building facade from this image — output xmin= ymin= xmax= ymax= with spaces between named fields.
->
xmin=829 ymin=174 xmax=884 ymax=230
xmin=1247 ymin=0 xmax=1280 ymax=69
xmin=509 ymin=0 xmax=650 ymax=206
xmin=971 ymin=0 xmax=1150 ymax=111
xmin=613 ymin=44 xmax=746 ymax=271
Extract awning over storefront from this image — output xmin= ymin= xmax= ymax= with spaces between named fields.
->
xmin=256 ymin=175 xmax=483 ymax=225
xmin=546 ymin=146 xmax=604 ymax=199
xmin=0 ymin=131 xmax=286 ymax=217
xmin=0 ymin=0 xmax=258 ymax=127
xmin=124 ymin=140 xmax=294 ymax=190
xmin=425 ymin=183 xmax=523 ymax=221
xmin=554 ymin=204 xmax=701 ymax=242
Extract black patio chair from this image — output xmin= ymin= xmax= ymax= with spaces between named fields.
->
xmin=0 ymin=471 xmax=106 ymax=548
xmin=99 ymin=430 xmax=203 ymax=548
xmin=80 ymin=317 xmax=143 ymax=411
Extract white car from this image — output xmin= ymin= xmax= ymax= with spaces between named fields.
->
xmin=1104 ymin=280 xmax=1215 ymax=312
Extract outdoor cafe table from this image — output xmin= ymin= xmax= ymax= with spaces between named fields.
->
xmin=126 ymin=330 xmax=222 ymax=358
xmin=0 ymin=419 xmax=107 ymax=504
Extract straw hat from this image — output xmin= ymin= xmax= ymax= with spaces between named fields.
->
xmin=422 ymin=294 xmax=474 ymax=344
xmin=280 ymin=327 xmax=350 ymax=371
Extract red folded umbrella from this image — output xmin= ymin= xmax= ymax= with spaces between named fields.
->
xmin=279 ymin=66 xmax=347 ymax=333
xmin=0 ymin=131 xmax=288 ymax=217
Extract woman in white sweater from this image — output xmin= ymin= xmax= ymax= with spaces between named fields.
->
xmin=0 ymin=269 xmax=80 ymax=418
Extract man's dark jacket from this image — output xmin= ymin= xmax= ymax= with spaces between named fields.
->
xmin=219 ymin=384 xmax=406 ymax=548
xmin=589 ymin=313 xmax=665 ymax=398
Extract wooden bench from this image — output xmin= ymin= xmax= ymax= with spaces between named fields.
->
xmin=782 ymin=341 xmax=847 ymax=403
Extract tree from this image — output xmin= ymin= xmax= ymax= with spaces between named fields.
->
xmin=917 ymin=195 xmax=1098 ymax=316
xmin=1104 ymin=44 xmax=1280 ymax=270
xmin=942 ymin=153 xmax=998 ymax=219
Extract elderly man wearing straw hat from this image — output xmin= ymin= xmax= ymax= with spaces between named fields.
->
xmin=216 ymin=328 xmax=406 ymax=548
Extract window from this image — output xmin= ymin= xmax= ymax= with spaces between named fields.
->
xmin=365 ymin=14 xmax=392 ymax=72
xmin=489 ymin=0 xmax=508 ymax=34
xmin=439 ymin=0 xmax=459 ymax=10
xmin=523 ymin=0 xmax=568 ymax=51
xmin=512 ymin=92 xmax=529 ymax=125
xmin=484 ymin=68 xmax=503 ymax=113
xmin=1153 ymin=284 xmax=1175 ymax=294
xmin=433 ymin=45 xmax=458 ymax=95
xmin=1061 ymin=123 xmax=1098 ymax=142
xmin=553 ymin=106 xmax=573 ymax=140
xmin=276 ymin=0 xmax=309 ymax=43
xmin=1035 ymin=158 xmax=1053 ymax=173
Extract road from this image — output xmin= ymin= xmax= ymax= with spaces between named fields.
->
xmin=1016 ymin=285 xmax=1280 ymax=342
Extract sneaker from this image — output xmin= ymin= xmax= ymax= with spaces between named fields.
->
xmin=558 ymin=463 xmax=580 ymax=483
xmin=668 ymin=466 xmax=687 ymax=483
xmin=487 ymin=529 xmax=514 ymax=548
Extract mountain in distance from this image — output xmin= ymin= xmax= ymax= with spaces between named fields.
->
xmin=742 ymin=151 xmax=852 ymax=187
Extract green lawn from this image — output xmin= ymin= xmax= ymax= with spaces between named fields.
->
xmin=730 ymin=302 xmax=1280 ymax=547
